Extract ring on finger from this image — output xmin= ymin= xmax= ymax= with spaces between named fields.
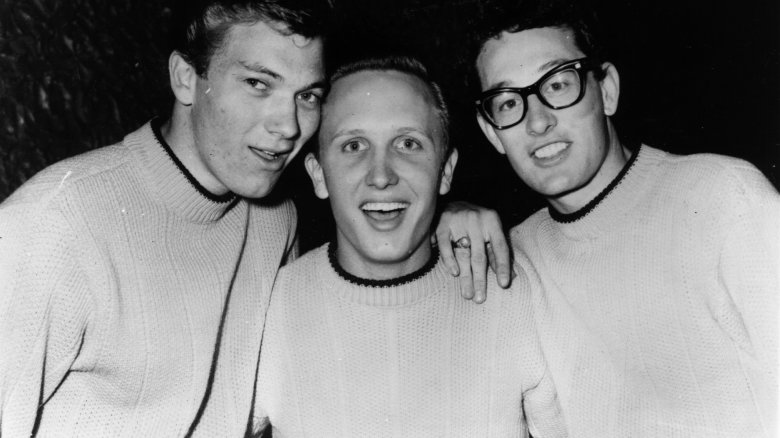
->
xmin=454 ymin=236 xmax=471 ymax=249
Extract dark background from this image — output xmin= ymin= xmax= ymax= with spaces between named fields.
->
xmin=2 ymin=0 xmax=778 ymax=252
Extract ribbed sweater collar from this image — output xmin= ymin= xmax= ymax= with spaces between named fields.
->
xmin=549 ymin=145 xmax=665 ymax=237
xmin=124 ymin=120 xmax=238 ymax=223
xmin=316 ymin=243 xmax=450 ymax=307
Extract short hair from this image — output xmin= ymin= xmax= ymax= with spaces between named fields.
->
xmin=171 ymin=0 xmax=330 ymax=77
xmin=325 ymin=55 xmax=451 ymax=153
xmin=471 ymin=0 xmax=607 ymax=85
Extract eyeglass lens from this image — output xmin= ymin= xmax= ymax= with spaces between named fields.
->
xmin=485 ymin=68 xmax=583 ymax=127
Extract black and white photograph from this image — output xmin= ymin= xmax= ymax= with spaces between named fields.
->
xmin=1 ymin=0 xmax=778 ymax=436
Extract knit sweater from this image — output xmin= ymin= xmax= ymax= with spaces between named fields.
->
xmin=512 ymin=145 xmax=779 ymax=437
xmin=0 ymin=121 xmax=297 ymax=437
xmin=252 ymin=243 xmax=567 ymax=438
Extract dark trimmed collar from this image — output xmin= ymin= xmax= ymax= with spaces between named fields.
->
xmin=327 ymin=242 xmax=439 ymax=288
xmin=549 ymin=143 xmax=641 ymax=223
xmin=151 ymin=117 xmax=236 ymax=204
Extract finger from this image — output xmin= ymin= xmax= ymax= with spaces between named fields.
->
xmin=480 ymin=211 xmax=511 ymax=288
xmin=457 ymin=213 xmax=488 ymax=303
xmin=455 ymin=247 xmax=475 ymax=299
xmin=436 ymin=227 xmax=459 ymax=276
xmin=487 ymin=242 xmax=498 ymax=275
xmin=487 ymin=231 xmax=512 ymax=288
xmin=469 ymin=236 xmax=488 ymax=304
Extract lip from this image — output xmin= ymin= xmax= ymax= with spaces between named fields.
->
xmin=529 ymin=141 xmax=571 ymax=166
xmin=249 ymin=146 xmax=292 ymax=169
xmin=359 ymin=200 xmax=410 ymax=230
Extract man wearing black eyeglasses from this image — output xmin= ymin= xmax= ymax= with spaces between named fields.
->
xmin=472 ymin=0 xmax=779 ymax=436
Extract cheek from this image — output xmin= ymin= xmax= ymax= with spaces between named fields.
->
xmin=296 ymin=109 xmax=321 ymax=142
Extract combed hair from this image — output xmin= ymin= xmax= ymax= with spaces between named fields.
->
xmin=171 ymin=0 xmax=331 ymax=76
xmin=327 ymin=55 xmax=452 ymax=152
xmin=469 ymin=0 xmax=607 ymax=89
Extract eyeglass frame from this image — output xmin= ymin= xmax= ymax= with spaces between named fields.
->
xmin=475 ymin=57 xmax=598 ymax=130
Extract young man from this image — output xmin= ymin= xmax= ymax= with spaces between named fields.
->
xmin=473 ymin=1 xmax=779 ymax=436
xmin=250 ymin=55 xmax=566 ymax=437
xmin=0 ymin=1 xmax=503 ymax=435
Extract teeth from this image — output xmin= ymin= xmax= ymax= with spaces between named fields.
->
xmin=533 ymin=142 xmax=568 ymax=159
xmin=361 ymin=202 xmax=408 ymax=212
xmin=251 ymin=147 xmax=282 ymax=159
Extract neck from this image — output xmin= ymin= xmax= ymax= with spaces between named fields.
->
xmin=548 ymin=123 xmax=630 ymax=214
xmin=335 ymin=234 xmax=433 ymax=281
xmin=163 ymin=107 xmax=229 ymax=196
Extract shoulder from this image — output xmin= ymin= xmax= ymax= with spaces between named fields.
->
xmin=247 ymin=197 xmax=298 ymax=231
xmin=248 ymin=197 xmax=297 ymax=217
xmin=646 ymin=146 xmax=776 ymax=200
xmin=276 ymin=244 xmax=328 ymax=287
xmin=0 ymin=143 xmax=134 ymax=241
xmin=2 ymin=142 xmax=132 ymax=214
xmin=508 ymin=208 xmax=551 ymax=249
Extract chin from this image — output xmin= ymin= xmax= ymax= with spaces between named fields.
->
xmin=361 ymin=242 xmax=409 ymax=264
xmin=236 ymin=180 xmax=279 ymax=200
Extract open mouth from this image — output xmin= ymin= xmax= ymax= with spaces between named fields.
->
xmin=360 ymin=201 xmax=409 ymax=221
xmin=249 ymin=146 xmax=287 ymax=162
xmin=532 ymin=141 xmax=570 ymax=159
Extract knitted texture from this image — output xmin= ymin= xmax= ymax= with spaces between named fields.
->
xmin=252 ymin=244 xmax=567 ymax=438
xmin=0 ymin=122 xmax=297 ymax=437
xmin=512 ymin=145 xmax=780 ymax=437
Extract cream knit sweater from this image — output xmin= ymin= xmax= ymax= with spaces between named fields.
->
xmin=0 ymin=121 xmax=297 ymax=437
xmin=252 ymin=244 xmax=567 ymax=438
xmin=513 ymin=145 xmax=779 ymax=437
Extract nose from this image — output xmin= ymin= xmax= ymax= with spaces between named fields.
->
xmin=525 ymin=95 xmax=556 ymax=136
xmin=365 ymin=150 xmax=399 ymax=189
xmin=266 ymin=97 xmax=300 ymax=140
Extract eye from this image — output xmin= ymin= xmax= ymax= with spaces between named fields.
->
xmin=498 ymin=97 xmax=519 ymax=112
xmin=396 ymin=137 xmax=422 ymax=152
xmin=297 ymin=91 xmax=323 ymax=108
xmin=545 ymin=79 xmax=570 ymax=93
xmin=542 ymin=70 xmax=578 ymax=96
xmin=245 ymin=78 xmax=269 ymax=91
xmin=341 ymin=139 xmax=367 ymax=153
xmin=490 ymin=92 xmax=523 ymax=115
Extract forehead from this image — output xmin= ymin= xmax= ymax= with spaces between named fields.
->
xmin=477 ymin=26 xmax=584 ymax=89
xmin=211 ymin=20 xmax=324 ymax=81
xmin=321 ymin=70 xmax=442 ymax=139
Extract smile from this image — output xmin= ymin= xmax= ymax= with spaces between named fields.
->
xmin=249 ymin=146 xmax=287 ymax=162
xmin=531 ymin=141 xmax=570 ymax=160
xmin=360 ymin=201 xmax=409 ymax=223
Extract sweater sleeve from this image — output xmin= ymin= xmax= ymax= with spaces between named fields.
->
xmin=0 ymin=205 xmax=93 ymax=436
xmin=716 ymin=163 xmax=779 ymax=388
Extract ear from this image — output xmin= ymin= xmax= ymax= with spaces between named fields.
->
xmin=169 ymin=51 xmax=198 ymax=106
xmin=598 ymin=62 xmax=620 ymax=116
xmin=438 ymin=148 xmax=459 ymax=195
xmin=304 ymin=153 xmax=329 ymax=199
xmin=476 ymin=113 xmax=506 ymax=155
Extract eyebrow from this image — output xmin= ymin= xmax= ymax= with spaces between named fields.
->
xmin=238 ymin=60 xmax=327 ymax=91
xmin=239 ymin=61 xmax=282 ymax=80
xmin=486 ymin=58 xmax=572 ymax=90
xmin=331 ymin=126 xmax=433 ymax=140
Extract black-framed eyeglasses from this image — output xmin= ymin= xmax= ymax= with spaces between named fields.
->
xmin=476 ymin=58 xmax=596 ymax=130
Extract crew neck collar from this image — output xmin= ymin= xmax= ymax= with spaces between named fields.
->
xmin=124 ymin=119 xmax=239 ymax=223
